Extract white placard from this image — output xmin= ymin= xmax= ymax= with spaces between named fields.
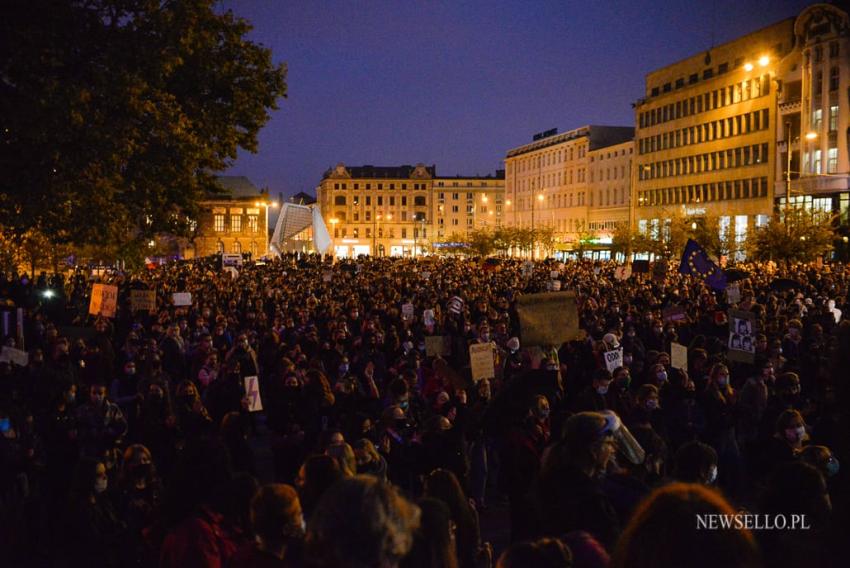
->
xmin=0 ymin=346 xmax=29 ymax=367
xmin=603 ymin=348 xmax=623 ymax=373
xmin=614 ymin=265 xmax=632 ymax=281
xmin=244 ymin=375 xmax=263 ymax=412
xmin=322 ymin=270 xmax=333 ymax=283
xmin=550 ymin=270 xmax=559 ymax=279
xmin=726 ymin=284 xmax=741 ymax=304
xmin=402 ymin=303 xmax=414 ymax=320
xmin=172 ymin=292 xmax=193 ymax=306
xmin=671 ymin=342 xmax=688 ymax=371
xmin=423 ymin=309 xmax=436 ymax=326
xmin=421 ymin=271 xmax=431 ymax=280
xmin=469 ymin=342 xmax=496 ymax=382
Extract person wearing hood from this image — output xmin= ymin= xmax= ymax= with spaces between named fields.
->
xmin=75 ymin=383 xmax=128 ymax=459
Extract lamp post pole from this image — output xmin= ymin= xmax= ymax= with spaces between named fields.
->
xmin=785 ymin=121 xmax=792 ymax=223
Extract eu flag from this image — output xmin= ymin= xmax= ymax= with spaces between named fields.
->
xmin=679 ymin=239 xmax=727 ymax=290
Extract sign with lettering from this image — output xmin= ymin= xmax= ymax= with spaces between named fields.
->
xmin=89 ymin=284 xmax=118 ymax=318
xmin=614 ymin=265 xmax=632 ymax=281
xmin=603 ymin=348 xmax=623 ymax=373
xmin=130 ymin=289 xmax=157 ymax=313
xmin=727 ymin=309 xmax=756 ymax=363
xmin=425 ymin=335 xmax=448 ymax=357
xmin=726 ymin=284 xmax=741 ymax=305
xmin=469 ymin=342 xmax=496 ymax=382
xmin=662 ymin=305 xmax=687 ymax=323
xmin=402 ymin=303 xmax=414 ymax=320
xmin=0 ymin=346 xmax=28 ymax=367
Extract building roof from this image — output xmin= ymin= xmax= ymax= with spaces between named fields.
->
xmin=506 ymin=125 xmax=634 ymax=158
xmin=324 ymin=164 xmax=436 ymax=180
xmin=435 ymin=169 xmax=505 ymax=181
xmin=290 ymin=191 xmax=317 ymax=205
xmin=214 ymin=176 xmax=263 ymax=198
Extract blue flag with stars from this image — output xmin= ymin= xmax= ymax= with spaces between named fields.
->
xmin=679 ymin=239 xmax=727 ymax=290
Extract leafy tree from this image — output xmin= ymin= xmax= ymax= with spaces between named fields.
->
xmin=1 ymin=0 xmax=286 ymax=251
xmin=746 ymin=209 xmax=835 ymax=263
xmin=468 ymin=229 xmax=496 ymax=257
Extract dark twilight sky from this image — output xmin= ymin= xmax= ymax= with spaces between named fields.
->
xmin=219 ymin=0 xmax=811 ymax=199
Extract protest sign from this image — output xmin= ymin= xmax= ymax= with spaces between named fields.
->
xmin=322 ymin=271 xmax=333 ymax=283
xmin=224 ymin=266 xmax=239 ymax=279
xmin=550 ymin=270 xmax=559 ymax=279
xmin=172 ymin=292 xmax=192 ymax=307
xmin=469 ymin=342 xmax=496 ymax=382
xmin=546 ymin=280 xmax=562 ymax=291
xmin=222 ymin=253 xmax=243 ymax=268
xmin=89 ymin=284 xmax=118 ymax=318
xmin=652 ymin=261 xmax=668 ymax=283
xmin=421 ymin=271 xmax=431 ymax=280
xmin=603 ymin=348 xmax=623 ymax=373
xmin=632 ymin=260 xmax=650 ymax=273
xmin=0 ymin=346 xmax=28 ymax=367
xmin=448 ymin=296 xmax=464 ymax=315
xmin=244 ymin=376 xmax=263 ymax=412
xmin=726 ymin=284 xmax=741 ymax=304
xmin=425 ymin=335 xmax=448 ymax=357
xmin=402 ymin=303 xmax=414 ymax=320
xmin=662 ymin=305 xmax=687 ymax=323
xmin=516 ymin=291 xmax=579 ymax=347
xmin=727 ymin=309 xmax=756 ymax=363
xmin=614 ymin=265 xmax=632 ymax=281
xmin=671 ymin=342 xmax=688 ymax=370
xmin=130 ymin=290 xmax=157 ymax=313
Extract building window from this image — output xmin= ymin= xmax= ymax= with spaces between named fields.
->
xmin=414 ymin=196 xmax=426 ymax=206
xmin=334 ymin=196 xmax=346 ymax=206
xmin=353 ymin=228 xmax=359 ymax=238
xmin=247 ymin=215 xmax=258 ymax=233
xmin=813 ymin=108 xmax=823 ymax=131
xmin=230 ymin=215 xmax=242 ymax=232
xmin=217 ymin=241 xmax=224 ymax=254
xmin=214 ymin=214 xmax=225 ymax=232
xmin=389 ymin=196 xmax=395 ymax=206
xmin=815 ymin=70 xmax=823 ymax=95
xmin=830 ymin=42 xmax=839 ymax=58
xmin=233 ymin=241 xmax=242 ymax=254
xmin=830 ymin=66 xmax=839 ymax=91
xmin=814 ymin=149 xmax=822 ymax=174
xmin=401 ymin=228 xmax=407 ymax=238
xmin=828 ymin=147 xmax=838 ymax=173
xmin=830 ymin=105 xmax=839 ymax=131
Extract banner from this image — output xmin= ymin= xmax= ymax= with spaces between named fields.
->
xmin=469 ymin=342 xmax=496 ymax=382
xmin=603 ymin=348 xmax=623 ymax=373
xmin=172 ymin=292 xmax=193 ymax=307
xmin=130 ymin=290 xmax=157 ymax=313
xmin=516 ymin=291 xmax=579 ymax=347
xmin=244 ymin=376 xmax=263 ymax=412
xmin=671 ymin=342 xmax=688 ymax=371
xmin=546 ymin=279 xmax=562 ymax=291
xmin=222 ymin=253 xmax=243 ymax=267
xmin=0 ymin=346 xmax=28 ymax=367
xmin=727 ymin=309 xmax=756 ymax=363
xmin=679 ymin=239 xmax=727 ymax=290
xmin=89 ymin=284 xmax=118 ymax=318
xmin=425 ymin=335 xmax=448 ymax=357
xmin=632 ymin=260 xmax=650 ymax=274
xmin=726 ymin=284 xmax=741 ymax=304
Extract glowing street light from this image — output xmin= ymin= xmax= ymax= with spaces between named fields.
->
xmin=744 ymin=62 xmax=754 ymax=72
xmin=805 ymin=131 xmax=818 ymax=141
xmin=758 ymin=55 xmax=770 ymax=67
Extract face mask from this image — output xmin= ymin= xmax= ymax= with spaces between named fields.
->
xmin=619 ymin=375 xmax=632 ymax=389
xmin=481 ymin=333 xmax=490 ymax=342
xmin=94 ymin=477 xmax=108 ymax=494
xmin=646 ymin=399 xmax=659 ymax=410
xmin=656 ymin=371 xmax=668 ymax=383
xmin=339 ymin=364 xmax=349 ymax=375
xmin=0 ymin=418 xmax=10 ymax=433
xmin=624 ymin=355 xmax=633 ymax=365
xmin=596 ymin=385 xmax=609 ymax=395
xmin=242 ymin=341 xmax=250 ymax=349
xmin=717 ymin=376 xmax=728 ymax=387
xmin=126 ymin=368 xmax=136 ymax=376
xmin=654 ymin=327 xmax=663 ymax=334
xmin=826 ymin=457 xmax=840 ymax=477
xmin=65 ymin=392 xmax=76 ymax=404
xmin=93 ymin=394 xmax=106 ymax=405
xmin=399 ymin=400 xmax=409 ymax=410
xmin=708 ymin=465 xmax=718 ymax=484
xmin=537 ymin=408 xmax=550 ymax=420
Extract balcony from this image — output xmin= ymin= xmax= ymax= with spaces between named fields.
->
xmin=778 ymin=97 xmax=801 ymax=114
xmin=776 ymin=173 xmax=850 ymax=197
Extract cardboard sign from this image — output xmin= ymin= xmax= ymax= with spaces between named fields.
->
xmin=402 ymin=303 xmax=415 ymax=320
xmin=448 ymin=296 xmax=464 ymax=315
xmin=244 ymin=375 xmax=263 ymax=412
xmin=632 ymin=260 xmax=650 ymax=274
xmin=130 ymin=290 xmax=157 ymax=313
xmin=662 ymin=305 xmax=687 ymax=323
xmin=550 ymin=270 xmax=560 ymax=279
xmin=522 ymin=261 xmax=534 ymax=278
xmin=423 ymin=309 xmax=436 ymax=327
xmin=89 ymin=284 xmax=118 ymax=318
xmin=614 ymin=265 xmax=632 ymax=281
xmin=603 ymin=348 xmax=623 ymax=373
xmin=516 ymin=291 xmax=580 ymax=347
xmin=726 ymin=284 xmax=741 ymax=304
xmin=671 ymin=342 xmax=688 ymax=371
xmin=224 ymin=266 xmax=239 ymax=279
xmin=0 ymin=346 xmax=28 ymax=367
xmin=322 ymin=270 xmax=333 ymax=283
xmin=421 ymin=271 xmax=431 ymax=280
xmin=172 ymin=292 xmax=193 ymax=306
xmin=469 ymin=342 xmax=496 ymax=382
xmin=547 ymin=280 xmax=562 ymax=291
xmin=425 ymin=335 xmax=448 ymax=357
xmin=727 ymin=309 xmax=756 ymax=363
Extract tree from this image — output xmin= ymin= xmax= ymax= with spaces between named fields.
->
xmin=1 ymin=0 xmax=287 ymax=251
xmin=468 ymin=229 xmax=496 ymax=257
xmin=746 ymin=209 xmax=835 ymax=263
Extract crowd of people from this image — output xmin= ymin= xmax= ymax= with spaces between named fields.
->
xmin=0 ymin=253 xmax=848 ymax=567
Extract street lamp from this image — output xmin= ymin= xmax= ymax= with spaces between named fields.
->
xmin=372 ymin=212 xmax=391 ymax=256
xmin=532 ymin=192 xmax=544 ymax=259
xmin=255 ymin=199 xmax=279 ymax=257
xmin=329 ymin=217 xmax=339 ymax=257
xmin=784 ymin=122 xmax=819 ymax=220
